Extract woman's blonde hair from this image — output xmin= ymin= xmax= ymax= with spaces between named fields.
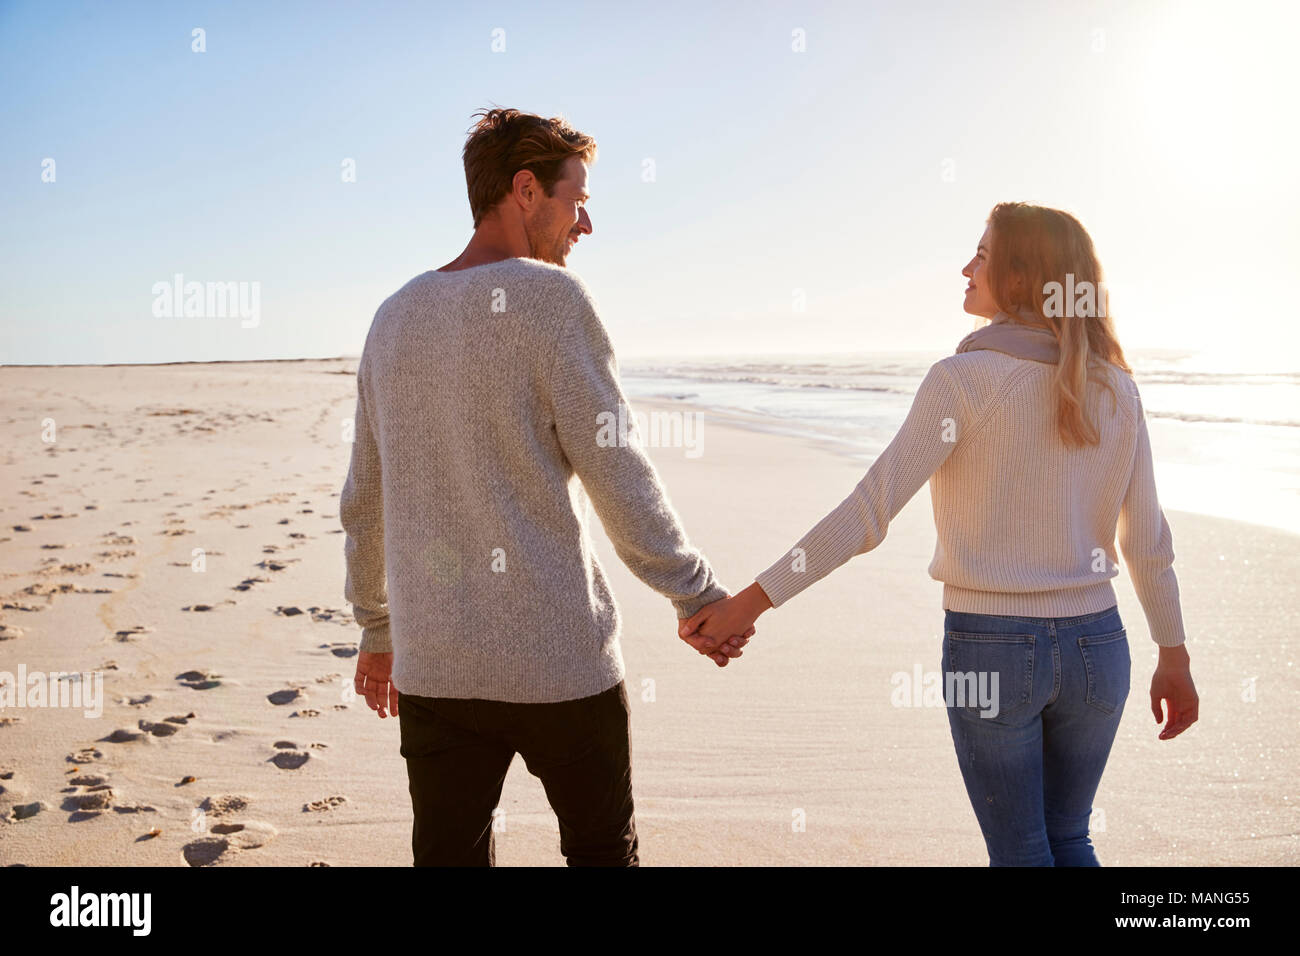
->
xmin=985 ymin=202 xmax=1132 ymax=446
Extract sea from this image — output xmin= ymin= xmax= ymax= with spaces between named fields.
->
xmin=621 ymin=350 xmax=1300 ymax=536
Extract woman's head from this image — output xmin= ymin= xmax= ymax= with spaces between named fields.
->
xmin=962 ymin=202 xmax=1132 ymax=447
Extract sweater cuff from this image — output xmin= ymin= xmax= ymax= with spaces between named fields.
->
xmin=1148 ymin=608 xmax=1187 ymax=647
xmin=754 ymin=553 xmax=810 ymax=609
xmin=674 ymin=582 xmax=730 ymax=619
xmin=359 ymin=623 xmax=392 ymax=654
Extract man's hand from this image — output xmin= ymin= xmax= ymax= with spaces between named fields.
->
xmin=1150 ymin=644 xmax=1198 ymax=740
xmin=355 ymin=651 xmax=399 ymax=719
xmin=681 ymin=583 xmax=773 ymax=661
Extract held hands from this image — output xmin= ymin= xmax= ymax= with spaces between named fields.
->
xmin=680 ymin=583 xmax=773 ymax=666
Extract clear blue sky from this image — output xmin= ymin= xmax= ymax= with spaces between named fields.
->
xmin=2 ymin=0 xmax=1297 ymax=365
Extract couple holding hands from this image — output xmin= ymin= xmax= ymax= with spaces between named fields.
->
xmin=341 ymin=107 xmax=1198 ymax=867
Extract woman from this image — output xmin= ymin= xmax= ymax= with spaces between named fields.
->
xmin=680 ymin=202 xmax=1200 ymax=866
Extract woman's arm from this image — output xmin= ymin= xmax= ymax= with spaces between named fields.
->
xmin=1118 ymin=392 xmax=1198 ymax=738
xmin=1117 ymin=393 xmax=1186 ymax=646
xmin=680 ymin=360 xmax=973 ymax=650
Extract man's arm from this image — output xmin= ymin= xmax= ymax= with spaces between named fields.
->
xmin=340 ymin=360 xmax=391 ymax=653
xmin=548 ymin=283 xmax=728 ymax=618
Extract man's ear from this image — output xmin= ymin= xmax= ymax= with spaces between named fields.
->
xmin=511 ymin=169 xmax=540 ymax=212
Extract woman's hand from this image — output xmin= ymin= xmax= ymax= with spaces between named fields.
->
xmin=679 ymin=583 xmax=773 ymax=657
xmin=1150 ymin=644 xmax=1198 ymax=740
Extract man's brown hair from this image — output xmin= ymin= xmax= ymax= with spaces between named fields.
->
xmin=462 ymin=108 xmax=597 ymax=228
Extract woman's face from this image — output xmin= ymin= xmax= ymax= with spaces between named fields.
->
xmin=962 ymin=225 xmax=999 ymax=319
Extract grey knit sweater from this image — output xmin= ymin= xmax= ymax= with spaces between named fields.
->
xmin=340 ymin=257 xmax=728 ymax=702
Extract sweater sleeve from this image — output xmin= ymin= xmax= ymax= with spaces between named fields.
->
xmin=549 ymin=289 xmax=729 ymax=618
xmin=754 ymin=361 xmax=970 ymax=608
xmin=1116 ymin=394 xmax=1186 ymax=646
xmin=340 ymin=359 xmax=392 ymax=652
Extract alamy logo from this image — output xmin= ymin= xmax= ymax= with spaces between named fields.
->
xmin=0 ymin=665 xmax=103 ymax=717
xmin=890 ymin=662 xmax=1002 ymax=718
xmin=49 ymin=886 xmax=151 ymax=935
xmin=596 ymin=402 xmax=703 ymax=458
xmin=1042 ymin=273 xmax=1108 ymax=318
xmin=151 ymin=273 xmax=260 ymax=328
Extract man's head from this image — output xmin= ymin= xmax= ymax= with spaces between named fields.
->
xmin=462 ymin=108 xmax=596 ymax=266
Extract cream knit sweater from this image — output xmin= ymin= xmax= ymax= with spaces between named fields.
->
xmin=754 ymin=351 xmax=1186 ymax=646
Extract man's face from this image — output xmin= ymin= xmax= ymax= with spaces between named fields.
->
xmin=524 ymin=156 xmax=593 ymax=266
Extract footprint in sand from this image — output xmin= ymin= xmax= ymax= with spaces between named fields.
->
xmin=19 ymin=581 xmax=113 ymax=599
xmin=1 ymin=767 xmax=45 ymax=822
xmin=256 ymin=558 xmax=298 ymax=572
xmin=137 ymin=719 xmax=181 ymax=738
xmin=290 ymin=708 xmax=321 ymax=718
xmin=101 ymin=728 xmax=145 ymax=744
xmin=67 ymin=746 xmax=103 ymax=764
xmin=319 ymin=642 xmax=358 ymax=658
xmin=0 ymin=623 xmax=22 ymax=641
xmin=113 ymin=625 xmax=153 ymax=642
xmin=36 ymin=561 xmax=94 ymax=576
xmin=1 ymin=600 xmax=43 ymax=613
xmin=267 ymin=687 xmax=305 ymax=706
xmin=58 ymin=770 xmax=156 ymax=820
xmin=303 ymin=795 xmax=347 ymax=813
xmin=177 ymin=670 xmax=222 ymax=691
xmin=200 ymin=794 xmax=250 ymax=817
xmin=306 ymin=607 xmax=351 ymax=625
xmin=67 ymin=773 xmax=109 ymax=787
xmin=232 ymin=576 xmax=269 ymax=592
xmin=9 ymin=800 xmax=44 ymax=821
xmin=61 ymin=786 xmax=116 ymax=819
xmin=182 ymin=820 xmax=277 ymax=867
xmin=269 ymin=741 xmax=312 ymax=770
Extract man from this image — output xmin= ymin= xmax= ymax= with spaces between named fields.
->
xmin=340 ymin=107 xmax=751 ymax=867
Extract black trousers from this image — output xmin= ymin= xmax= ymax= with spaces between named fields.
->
xmin=396 ymin=680 xmax=639 ymax=867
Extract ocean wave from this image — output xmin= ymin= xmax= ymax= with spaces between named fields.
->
xmin=627 ymin=369 xmax=918 ymax=394
xmin=1146 ymin=410 xmax=1300 ymax=428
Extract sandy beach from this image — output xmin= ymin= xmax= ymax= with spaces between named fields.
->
xmin=0 ymin=359 xmax=1295 ymax=866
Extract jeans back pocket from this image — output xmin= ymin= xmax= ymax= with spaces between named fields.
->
xmin=943 ymin=631 xmax=1036 ymax=722
xmin=1076 ymin=629 xmax=1131 ymax=716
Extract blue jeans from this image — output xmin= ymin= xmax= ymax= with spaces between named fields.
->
xmin=942 ymin=605 xmax=1130 ymax=866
